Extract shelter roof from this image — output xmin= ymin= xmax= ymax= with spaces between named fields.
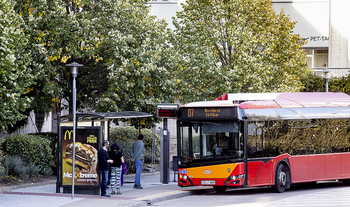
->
xmin=60 ymin=111 xmax=153 ymax=120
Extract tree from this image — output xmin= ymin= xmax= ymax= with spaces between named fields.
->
xmin=173 ymin=0 xmax=309 ymax=102
xmin=0 ymin=0 xmax=36 ymax=132
xmin=13 ymin=0 xmax=178 ymax=128
xmin=96 ymin=0 xmax=178 ymax=127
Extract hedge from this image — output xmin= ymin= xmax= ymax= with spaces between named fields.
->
xmin=1 ymin=134 xmax=53 ymax=175
xmin=109 ymin=126 xmax=160 ymax=173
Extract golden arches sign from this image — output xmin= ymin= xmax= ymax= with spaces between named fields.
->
xmin=64 ymin=130 xmax=73 ymax=140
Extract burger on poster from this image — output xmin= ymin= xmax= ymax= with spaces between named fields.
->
xmin=64 ymin=142 xmax=97 ymax=172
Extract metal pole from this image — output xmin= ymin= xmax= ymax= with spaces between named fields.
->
xmin=56 ymin=110 xmax=60 ymax=193
xmin=72 ymin=76 xmax=76 ymax=199
xmin=162 ymin=118 xmax=168 ymax=184
xmin=243 ymin=117 xmax=248 ymax=187
xmin=151 ymin=127 xmax=155 ymax=172
xmin=323 ymin=69 xmax=330 ymax=93
xmin=67 ymin=62 xmax=82 ymax=199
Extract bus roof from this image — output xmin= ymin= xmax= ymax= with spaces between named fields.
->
xmin=182 ymin=92 xmax=350 ymax=121
xmin=237 ymin=92 xmax=350 ymax=109
xmin=185 ymin=92 xmax=350 ymax=109
xmin=214 ymin=92 xmax=350 ymax=108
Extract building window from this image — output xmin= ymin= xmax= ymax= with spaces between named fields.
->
xmin=305 ymin=49 xmax=328 ymax=69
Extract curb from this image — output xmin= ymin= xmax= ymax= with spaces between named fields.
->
xmin=0 ymin=172 xmax=159 ymax=194
xmin=127 ymin=186 xmax=214 ymax=207
xmin=128 ymin=190 xmax=193 ymax=207
xmin=0 ymin=180 xmax=56 ymax=194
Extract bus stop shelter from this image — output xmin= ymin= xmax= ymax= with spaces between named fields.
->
xmin=56 ymin=111 xmax=153 ymax=194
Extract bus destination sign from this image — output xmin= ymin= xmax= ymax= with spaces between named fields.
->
xmin=183 ymin=107 xmax=235 ymax=119
xmin=156 ymin=103 xmax=180 ymax=118
xmin=157 ymin=108 xmax=177 ymax=118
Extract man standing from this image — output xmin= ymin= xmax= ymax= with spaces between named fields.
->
xmin=130 ymin=134 xmax=144 ymax=189
xmin=98 ymin=140 xmax=113 ymax=197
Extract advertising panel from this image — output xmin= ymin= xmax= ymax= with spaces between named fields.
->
xmin=61 ymin=127 xmax=101 ymax=187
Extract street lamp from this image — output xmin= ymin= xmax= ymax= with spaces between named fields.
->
xmin=323 ymin=68 xmax=330 ymax=92
xmin=66 ymin=62 xmax=83 ymax=199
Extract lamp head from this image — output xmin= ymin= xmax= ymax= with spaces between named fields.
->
xmin=66 ymin=62 xmax=84 ymax=78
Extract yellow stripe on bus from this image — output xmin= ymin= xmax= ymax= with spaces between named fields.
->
xmin=185 ymin=163 xmax=238 ymax=178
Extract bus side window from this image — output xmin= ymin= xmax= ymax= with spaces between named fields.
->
xmin=256 ymin=127 xmax=263 ymax=152
xmin=248 ymin=123 xmax=264 ymax=157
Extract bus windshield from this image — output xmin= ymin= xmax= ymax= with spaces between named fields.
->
xmin=178 ymin=120 xmax=243 ymax=164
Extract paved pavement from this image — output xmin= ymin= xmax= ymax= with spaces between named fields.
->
xmin=0 ymin=172 xmax=212 ymax=207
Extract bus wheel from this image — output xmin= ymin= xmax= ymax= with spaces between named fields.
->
xmin=213 ymin=186 xmax=227 ymax=193
xmin=272 ymin=164 xmax=288 ymax=193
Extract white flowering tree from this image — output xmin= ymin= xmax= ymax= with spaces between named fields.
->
xmin=13 ymin=0 xmax=177 ymax=127
xmin=0 ymin=0 xmax=36 ymax=132
xmin=173 ymin=0 xmax=309 ymax=102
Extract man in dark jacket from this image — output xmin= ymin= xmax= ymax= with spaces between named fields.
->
xmin=98 ymin=140 xmax=113 ymax=197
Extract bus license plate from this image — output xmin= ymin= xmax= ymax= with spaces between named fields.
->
xmin=201 ymin=180 xmax=215 ymax=185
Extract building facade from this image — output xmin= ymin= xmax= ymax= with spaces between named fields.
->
xmin=149 ymin=0 xmax=350 ymax=76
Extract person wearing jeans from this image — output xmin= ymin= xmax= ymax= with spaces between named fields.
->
xmin=130 ymin=134 xmax=144 ymax=189
xmin=134 ymin=159 xmax=143 ymax=186
xmin=98 ymin=140 xmax=113 ymax=197
xmin=100 ymin=170 xmax=109 ymax=196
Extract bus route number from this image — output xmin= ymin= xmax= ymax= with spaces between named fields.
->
xmin=187 ymin=109 xmax=194 ymax=117
xmin=187 ymin=108 xmax=221 ymax=117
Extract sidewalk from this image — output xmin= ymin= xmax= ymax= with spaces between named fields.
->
xmin=0 ymin=172 xmax=213 ymax=207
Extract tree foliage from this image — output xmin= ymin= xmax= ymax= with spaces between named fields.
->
xmin=300 ymin=72 xmax=325 ymax=92
xmin=173 ymin=0 xmax=310 ymax=102
xmin=0 ymin=0 xmax=36 ymax=132
xmin=11 ymin=0 xmax=177 ymax=128
xmin=300 ymin=73 xmax=350 ymax=94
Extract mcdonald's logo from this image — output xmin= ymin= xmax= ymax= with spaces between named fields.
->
xmin=64 ymin=130 xmax=73 ymax=140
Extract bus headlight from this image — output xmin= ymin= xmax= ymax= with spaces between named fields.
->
xmin=231 ymin=174 xmax=244 ymax=180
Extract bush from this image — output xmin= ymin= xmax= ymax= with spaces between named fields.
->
xmin=1 ymin=134 xmax=53 ymax=175
xmin=300 ymin=73 xmax=325 ymax=92
xmin=301 ymin=72 xmax=350 ymax=94
xmin=0 ymin=138 xmax=5 ymax=177
xmin=29 ymin=132 xmax=58 ymax=173
xmin=2 ymin=156 xmax=41 ymax=179
xmin=29 ymin=132 xmax=58 ymax=159
xmin=109 ymin=127 xmax=160 ymax=173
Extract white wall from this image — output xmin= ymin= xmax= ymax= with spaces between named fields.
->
xmin=273 ymin=0 xmax=329 ymax=48
xmin=329 ymin=0 xmax=350 ymax=69
xmin=149 ymin=1 xmax=178 ymax=30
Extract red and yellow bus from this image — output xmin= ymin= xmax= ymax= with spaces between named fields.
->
xmin=176 ymin=92 xmax=350 ymax=193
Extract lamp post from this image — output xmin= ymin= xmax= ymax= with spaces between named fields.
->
xmin=323 ymin=68 xmax=330 ymax=92
xmin=56 ymin=97 xmax=61 ymax=193
xmin=66 ymin=62 xmax=83 ymax=199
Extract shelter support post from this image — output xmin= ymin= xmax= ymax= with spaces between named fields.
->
xmin=56 ymin=111 xmax=60 ymax=193
xmin=160 ymin=118 xmax=170 ymax=184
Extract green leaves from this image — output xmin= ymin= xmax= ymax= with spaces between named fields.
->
xmin=8 ymin=0 xmax=178 ymax=129
xmin=1 ymin=134 xmax=53 ymax=175
xmin=0 ymin=0 xmax=35 ymax=132
xmin=173 ymin=0 xmax=309 ymax=102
